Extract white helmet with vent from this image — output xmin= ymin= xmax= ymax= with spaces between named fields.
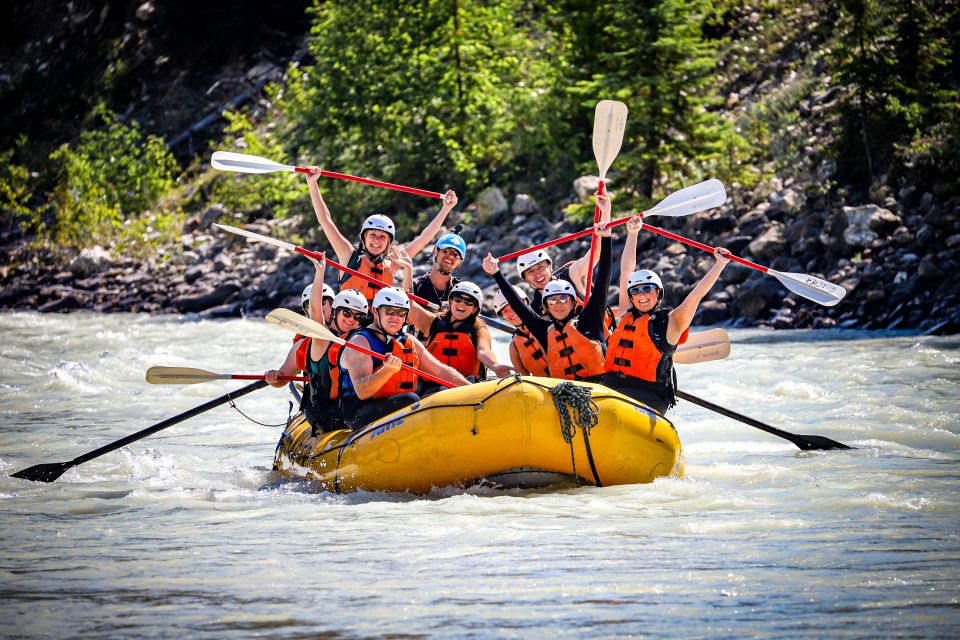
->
xmin=627 ymin=269 xmax=663 ymax=290
xmin=517 ymin=250 xmax=552 ymax=278
xmin=361 ymin=214 xmax=396 ymax=239
xmin=300 ymin=284 xmax=313 ymax=307
xmin=542 ymin=279 xmax=576 ymax=299
xmin=493 ymin=285 xmax=529 ymax=313
xmin=332 ymin=288 xmax=368 ymax=314
xmin=450 ymin=281 xmax=483 ymax=307
xmin=372 ymin=286 xmax=410 ymax=310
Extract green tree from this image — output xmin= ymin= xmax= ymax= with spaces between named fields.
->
xmin=280 ymin=0 xmax=573 ymax=221
xmin=565 ymin=0 xmax=733 ymax=199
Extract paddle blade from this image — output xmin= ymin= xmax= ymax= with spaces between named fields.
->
xmin=266 ymin=308 xmax=342 ymax=344
xmin=212 ymin=224 xmax=297 ymax=253
xmin=592 ymin=100 xmax=628 ymax=179
xmin=793 ymin=435 xmax=854 ymax=451
xmin=146 ymin=367 xmax=225 ymax=385
xmin=211 ymin=151 xmax=294 ymax=174
xmin=646 ymin=179 xmax=727 ymax=217
xmin=11 ymin=461 xmax=74 ymax=483
xmin=674 ymin=328 xmax=731 ymax=365
xmin=769 ymin=270 xmax=847 ymax=307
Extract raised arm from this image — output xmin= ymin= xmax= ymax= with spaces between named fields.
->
xmin=306 ymin=167 xmax=354 ymax=264
xmin=307 ymin=252 xmax=327 ymax=325
xmin=403 ymin=190 xmax=458 ymax=258
xmin=667 ymin=248 xmax=731 ymax=344
xmin=475 ymin=324 xmax=512 ymax=378
xmin=618 ymin=215 xmax=642 ymax=313
xmin=566 ymin=194 xmax=608 ymax=295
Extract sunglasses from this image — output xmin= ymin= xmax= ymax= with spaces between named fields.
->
xmin=380 ymin=306 xmax=409 ymax=318
xmin=546 ymin=294 xmax=573 ymax=305
xmin=449 ymin=293 xmax=478 ymax=307
xmin=336 ymin=308 xmax=364 ymax=320
xmin=629 ymin=284 xmax=660 ymax=296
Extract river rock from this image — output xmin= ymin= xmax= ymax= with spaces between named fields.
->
xmin=734 ymin=275 xmax=785 ymax=318
xmin=476 ymin=187 xmax=508 ymax=223
xmin=918 ymin=257 xmax=945 ymax=281
xmin=172 ymin=282 xmax=240 ymax=313
xmin=843 ymin=204 xmax=900 ymax=247
xmin=69 ymin=246 xmax=113 ymax=276
xmin=768 ymin=188 xmax=803 ymax=214
xmin=738 ymin=208 xmax=770 ymax=237
xmin=748 ymin=225 xmax=787 ymax=260
xmin=512 ymin=194 xmax=538 ymax=216
xmin=573 ymin=176 xmax=602 ymax=203
xmin=38 ymin=294 xmax=83 ymax=313
xmin=183 ymin=204 xmax=227 ymax=233
xmin=695 ymin=300 xmax=729 ymax=325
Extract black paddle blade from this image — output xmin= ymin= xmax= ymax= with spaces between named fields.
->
xmin=794 ymin=435 xmax=854 ymax=451
xmin=11 ymin=461 xmax=74 ymax=483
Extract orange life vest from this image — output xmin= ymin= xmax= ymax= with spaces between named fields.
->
xmin=512 ymin=328 xmax=549 ymax=376
xmin=426 ymin=317 xmax=483 ymax=378
xmin=546 ymin=318 xmax=606 ymax=380
xmin=298 ymin=336 xmax=346 ymax=401
xmin=604 ymin=307 xmax=687 ymax=383
xmin=339 ymin=328 xmax=420 ymax=399
xmin=339 ymin=249 xmax=395 ymax=303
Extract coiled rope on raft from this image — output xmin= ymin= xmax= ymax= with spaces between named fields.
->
xmin=549 ymin=382 xmax=600 ymax=486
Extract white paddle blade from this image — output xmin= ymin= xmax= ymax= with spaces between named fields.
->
xmin=673 ymin=328 xmax=731 ymax=365
xmin=646 ymin=179 xmax=727 ymax=217
xmin=592 ymin=100 xmax=629 ymax=179
xmin=265 ymin=308 xmax=343 ymax=344
xmin=212 ymin=224 xmax=297 ymax=253
xmin=146 ymin=366 xmax=225 ymax=384
xmin=769 ymin=270 xmax=847 ymax=307
xmin=211 ymin=151 xmax=295 ymax=174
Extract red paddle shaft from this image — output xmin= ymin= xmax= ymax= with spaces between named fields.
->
xmin=582 ymin=181 xmax=606 ymax=304
xmin=343 ymin=340 xmax=456 ymax=389
xmin=294 ymin=167 xmax=442 ymax=199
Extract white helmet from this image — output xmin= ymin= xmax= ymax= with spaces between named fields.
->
xmin=332 ymin=288 xmax=368 ymax=314
xmin=322 ymin=283 xmax=335 ymax=300
xmin=542 ymin=279 xmax=577 ymax=300
xmin=300 ymin=284 xmax=313 ymax=307
xmin=517 ymin=249 xmax=552 ymax=278
xmin=449 ymin=281 xmax=483 ymax=307
xmin=361 ymin=214 xmax=396 ymax=239
xmin=627 ymin=269 xmax=663 ymax=290
xmin=372 ymin=286 xmax=410 ymax=310
xmin=493 ymin=285 xmax=529 ymax=313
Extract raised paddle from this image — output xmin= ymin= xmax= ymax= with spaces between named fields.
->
xmin=497 ymin=179 xmax=727 ymax=262
xmin=584 ymin=100 xmax=628 ymax=305
xmin=674 ymin=390 xmax=852 ymax=451
xmin=637 ymin=221 xmax=847 ymax=306
xmin=673 ymin=328 xmax=731 ymax=365
xmin=212 ymin=223 xmax=517 ymax=335
xmin=211 ymin=151 xmax=442 ymax=199
xmin=265 ymin=308 xmax=457 ymax=389
xmin=11 ymin=380 xmax=268 ymax=483
xmin=146 ymin=366 xmax=307 ymax=385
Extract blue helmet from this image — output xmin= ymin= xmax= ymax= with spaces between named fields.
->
xmin=435 ymin=233 xmax=467 ymax=259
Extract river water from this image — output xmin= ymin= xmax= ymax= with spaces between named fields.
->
xmin=1 ymin=312 xmax=957 ymax=638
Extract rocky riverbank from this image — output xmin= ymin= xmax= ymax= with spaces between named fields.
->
xmin=1 ymin=174 xmax=958 ymax=335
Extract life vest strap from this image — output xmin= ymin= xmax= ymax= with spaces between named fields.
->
xmin=558 ymin=346 xmax=575 ymax=358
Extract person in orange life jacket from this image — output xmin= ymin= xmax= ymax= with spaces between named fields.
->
xmin=305 ymin=166 xmax=458 ymax=303
xmin=338 ymin=286 xmax=470 ymax=431
xmin=492 ymin=285 xmax=550 ymax=377
xmin=484 ymin=191 xmax=613 ymax=381
xmin=412 ymin=227 xmax=467 ymax=307
xmin=406 ymin=280 xmax=513 ymax=384
xmin=602 ymin=214 xmax=732 ymax=415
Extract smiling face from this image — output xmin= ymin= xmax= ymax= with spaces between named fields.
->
xmin=448 ymin=293 xmax=479 ymax=321
xmin=521 ymin=260 xmax=553 ymax=289
xmin=544 ymin=294 xmax=574 ymax=322
xmin=363 ymin=229 xmax=392 ymax=257
xmin=375 ymin=306 xmax=408 ymax=335
xmin=629 ymin=285 xmax=661 ymax=313
xmin=434 ymin=247 xmax=463 ymax=274
xmin=500 ymin=305 xmax=523 ymax=327
xmin=333 ymin=307 xmax=362 ymax=332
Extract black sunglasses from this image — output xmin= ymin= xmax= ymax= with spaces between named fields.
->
xmin=450 ymin=293 xmax=478 ymax=307
xmin=336 ymin=308 xmax=364 ymax=320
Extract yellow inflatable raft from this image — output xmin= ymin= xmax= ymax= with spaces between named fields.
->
xmin=274 ymin=376 xmax=684 ymax=493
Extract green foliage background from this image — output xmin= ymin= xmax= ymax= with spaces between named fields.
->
xmin=1 ymin=0 xmax=957 ymax=254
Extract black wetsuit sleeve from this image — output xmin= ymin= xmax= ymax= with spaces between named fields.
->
xmin=580 ymin=235 xmax=612 ymax=342
xmin=493 ymin=271 xmax=551 ymax=347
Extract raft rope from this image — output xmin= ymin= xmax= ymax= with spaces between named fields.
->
xmin=549 ymin=382 xmax=602 ymax=487
xmin=227 ymin=393 xmax=287 ymax=428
